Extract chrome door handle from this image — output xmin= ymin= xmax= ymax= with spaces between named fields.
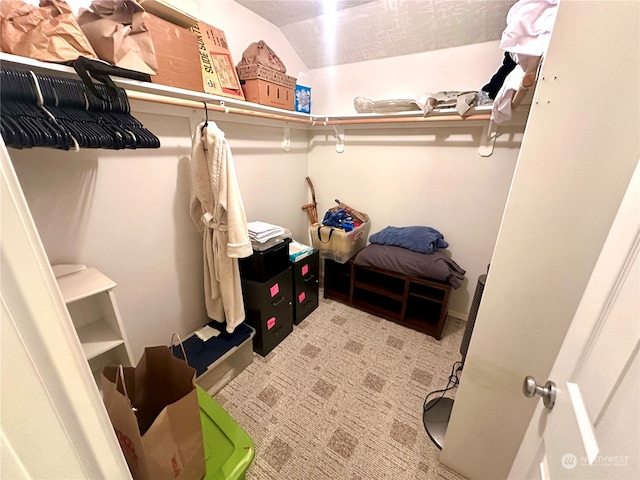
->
xmin=523 ymin=376 xmax=557 ymax=410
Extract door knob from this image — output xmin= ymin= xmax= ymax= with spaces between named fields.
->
xmin=523 ymin=376 xmax=557 ymax=409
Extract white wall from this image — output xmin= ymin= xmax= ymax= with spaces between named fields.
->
xmin=308 ymin=126 xmax=522 ymax=317
xmin=303 ymin=35 xmax=522 ymax=318
xmin=310 ymin=40 xmax=505 ymax=114
xmin=10 ymin=107 xmax=309 ymax=361
xmin=11 ymin=113 xmax=520 ymax=357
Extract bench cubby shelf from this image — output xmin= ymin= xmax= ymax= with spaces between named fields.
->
xmin=323 ymin=258 xmax=451 ymax=340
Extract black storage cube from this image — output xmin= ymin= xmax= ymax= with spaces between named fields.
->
xmin=241 ymin=267 xmax=293 ymax=356
xmin=239 ymin=238 xmax=291 ymax=282
xmin=291 ymin=249 xmax=319 ymax=324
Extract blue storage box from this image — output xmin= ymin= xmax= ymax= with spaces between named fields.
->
xmin=295 ymin=84 xmax=311 ymax=113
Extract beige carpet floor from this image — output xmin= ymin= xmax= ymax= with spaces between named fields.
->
xmin=214 ymin=294 xmax=469 ymax=480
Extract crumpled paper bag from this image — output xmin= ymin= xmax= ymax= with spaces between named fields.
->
xmin=237 ymin=40 xmax=287 ymax=73
xmin=0 ymin=0 xmax=97 ymax=62
xmin=78 ymin=0 xmax=158 ymax=75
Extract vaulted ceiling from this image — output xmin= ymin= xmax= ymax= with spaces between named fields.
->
xmin=234 ymin=0 xmax=516 ymax=69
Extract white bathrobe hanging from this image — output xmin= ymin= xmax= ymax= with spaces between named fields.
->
xmin=190 ymin=121 xmax=252 ymax=333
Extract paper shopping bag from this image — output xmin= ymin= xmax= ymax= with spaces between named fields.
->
xmin=101 ymin=346 xmax=205 ymax=480
xmin=0 ymin=0 xmax=97 ymax=62
xmin=78 ymin=0 xmax=158 ymax=75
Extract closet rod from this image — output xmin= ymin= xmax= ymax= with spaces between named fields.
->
xmin=313 ymin=114 xmax=492 ymax=126
xmin=125 ymin=90 xmax=491 ymax=127
xmin=126 ymin=90 xmax=311 ymax=125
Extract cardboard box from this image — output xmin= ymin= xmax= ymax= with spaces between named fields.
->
xmin=236 ymin=64 xmax=296 ymax=88
xmin=295 ymin=84 xmax=311 ymax=113
xmin=236 ymin=64 xmax=296 ymax=111
xmin=139 ymin=0 xmax=199 ymax=27
xmin=190 ymin=22 xmax=245 ymax=100
xmin=145 ymin=13 xmax=204 ymax=92
xmin=240 ymin=79 xmax=295 ymax=110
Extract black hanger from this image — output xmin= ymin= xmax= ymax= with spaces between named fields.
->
xmin=201 ymin=102 xmax=209 ymax=134
xmin=1 ymin=66 xmax=160 ymax=151
xmin=0 ymin=68 xmax=64 ymax=149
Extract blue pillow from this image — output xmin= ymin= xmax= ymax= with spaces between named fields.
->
xmin=369 ymin=226 xmax=448 ymax=254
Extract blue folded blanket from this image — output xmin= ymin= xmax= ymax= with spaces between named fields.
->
xmin=369 ymin=226 xmax=448 ymax=254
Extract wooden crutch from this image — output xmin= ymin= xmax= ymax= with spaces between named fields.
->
xmin=301 ymin=176 xmax=318 ymax=224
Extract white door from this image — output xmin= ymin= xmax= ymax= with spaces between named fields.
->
xmin=509 ymin=160 xmax=640 ymax=479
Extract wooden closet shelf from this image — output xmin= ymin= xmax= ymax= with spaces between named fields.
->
xmin=354 ymin=280 xmax=404 ymax=300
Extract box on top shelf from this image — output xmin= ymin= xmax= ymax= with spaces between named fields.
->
xmin=235 ymin=64 xmax=296 ymax=88
xmin=190 ymin=22 xmax=245 ymax=100
xmin=236 ymin=64 xmax=296 ymax=111
xmin=310 ymin=221 xmax=371 ymax=264
xmin=295 ymin=84 xmax=311 ymax=113
xmin=145 ymin=13 xmax=204 ymax=92
xmin=139 ymin=0 xmax=199 ymax=27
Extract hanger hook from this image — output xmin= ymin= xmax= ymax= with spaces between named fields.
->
xmin=201 ymin=101 xmax=209 ymax=133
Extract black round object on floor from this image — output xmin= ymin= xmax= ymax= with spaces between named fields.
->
xmin=423 ymin=397 xmax=454 ymax=450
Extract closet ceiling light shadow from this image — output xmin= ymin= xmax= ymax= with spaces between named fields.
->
xmin=235 ymin=0 xmax=516 ymax=68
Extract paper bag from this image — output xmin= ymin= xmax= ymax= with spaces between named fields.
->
xmin=101 ymin=346 xmax=205 ymax=480
xmin=78 ymin=0 xmax=158 ymax=75
xmin=0 ymin=0 xmax=97 ymax=62
xmin=237 ymin=40 xmax=287 ymax=73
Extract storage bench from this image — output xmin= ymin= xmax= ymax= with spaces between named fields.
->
xmin=323 ymin=257 xmax=451 ymax=339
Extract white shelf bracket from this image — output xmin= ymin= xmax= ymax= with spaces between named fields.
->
xmin=478 ymin=117 xmax=498 ymax=157
xmin=333 ymin=126 xmax=345 ymax=153
xmin=282 ymin=126 xmax=291 ymax=152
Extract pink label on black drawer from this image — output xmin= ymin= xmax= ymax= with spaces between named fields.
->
xmin=267 ymin=317 xmax=276 ymax=330
xmin=302 ymin=264 xmax=309 ymax=276
xmin=270 ymin=283 xmax=279 ymax=297
xmin=298 ymin=292 xmax=306 ymax=303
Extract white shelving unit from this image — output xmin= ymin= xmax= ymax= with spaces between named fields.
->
xmin=53 ymin=265 xmax=134 ymax=384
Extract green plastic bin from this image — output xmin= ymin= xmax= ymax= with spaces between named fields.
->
xmin=197 ymin=386 xmax=255 ymax=479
